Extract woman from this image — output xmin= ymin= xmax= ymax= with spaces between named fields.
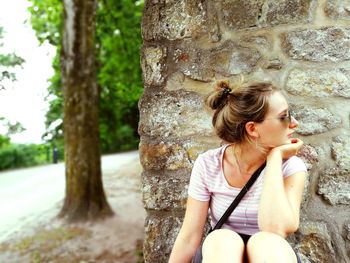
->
xmin=168 ymin=80 xmax=307 ymax=263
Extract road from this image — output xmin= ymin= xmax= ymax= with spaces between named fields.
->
xmin=0 ymin=150 xmax=139 ymax=243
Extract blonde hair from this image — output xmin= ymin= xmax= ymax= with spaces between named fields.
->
xmin=205 ymin=80 xmax=278 ymax=144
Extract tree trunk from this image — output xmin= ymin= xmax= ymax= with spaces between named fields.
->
xmin=59 ymin=0 xmax=113 ymax=221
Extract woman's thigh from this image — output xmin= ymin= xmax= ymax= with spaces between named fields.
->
xmin=202 ymin=229 xmax=245 ymax=263
xmin=247 ymin=231 xmax=298 ymax=263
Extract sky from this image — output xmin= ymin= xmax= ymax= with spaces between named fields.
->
xmin=0 ymin=0 xmax=55 ymax=144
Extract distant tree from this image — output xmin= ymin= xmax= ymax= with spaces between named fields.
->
xmin=0 ymin=27 xmax=26 ymax=154
xmin=27 ymin=0 xmax=64 ymax=147
xmin=59 ymin=0 xmax=113 ymax=221
xmin=26 ymin=1 xmax=144 ymax=220
xmin=28 ymin=0 xmax=144 ymax=153
xmin=0 ymin=117 xmax=25 ymax=149
xmin=0 ymin=134 xmax=10 ymax=148
xmin=0 ymin=117 xmax=10 ymax=147
xmin=0 ymin=117 xmax=25 ymax=135
xmin=0 ymin=26 xmax=25 ymax=90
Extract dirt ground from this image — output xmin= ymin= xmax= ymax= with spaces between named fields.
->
xmin=0 ymin=157 xmax=146 ymax=263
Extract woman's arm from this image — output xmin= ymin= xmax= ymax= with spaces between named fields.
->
xmin=258 ymin=139 xmax=307 ymax=237
xmin=168 ymin=197 xmax=209 ymax=263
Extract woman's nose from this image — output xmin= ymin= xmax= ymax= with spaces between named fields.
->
xmin=290 ymin=116 xmax=298 ymax=128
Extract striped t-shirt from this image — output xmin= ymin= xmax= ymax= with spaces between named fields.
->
xmin=188 ymin=144 xmax=307 ymax=236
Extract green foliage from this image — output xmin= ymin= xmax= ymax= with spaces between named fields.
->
xmin=0 ymin=53 xmax=25 ymax=67
xmin=0 ymin=117 xmax=25 ymax=147
xmin=0 ymin=134 xmax=10 ymax=148
xmin=0 ymin=118 xmax=48 ymax=170
xmin=96 ymin=0 xmax=144 ymax=152
xmin=0 ymin=26 xmax=25 ymax=89
xmin=0 ymin=143 xmax=49 ymax=170
xmin=27 ymin=0 xmax=144 ymax=153
xmin=27 ymin=0 xmax=64 ymax=146
xmin=27 ymin=0 xmax=63 ymax=46
xmin=0 ymin=119 xmax=26 ymax=135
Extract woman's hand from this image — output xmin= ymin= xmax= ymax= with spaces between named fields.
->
xmin=268 ymin=138 xmax=303 ymax=160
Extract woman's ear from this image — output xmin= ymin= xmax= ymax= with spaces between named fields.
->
xmin=245 ymin=121 xmax=260 ymax=139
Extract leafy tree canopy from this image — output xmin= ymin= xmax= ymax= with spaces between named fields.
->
xmin=28 ymin=0 xmax=144 ymax=153
xmin=0 ymin=117 xmax=25 ymax=148
xmin=0 ymin=26 xmax=25 ymax=149
xmin=0 ymin=26 xmax=25 ymax=90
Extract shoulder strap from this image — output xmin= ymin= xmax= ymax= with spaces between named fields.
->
xmin=211 ymin=162 xmax=266 ymax=231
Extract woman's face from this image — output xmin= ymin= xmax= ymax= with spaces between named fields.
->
xmin=256 ymin=91 xmax=298 ymax=148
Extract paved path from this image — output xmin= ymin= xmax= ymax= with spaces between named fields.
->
xmin=0 ymin=151 xmax=139 ymax=242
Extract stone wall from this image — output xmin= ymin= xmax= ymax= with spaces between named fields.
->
xmin=139 ymin=1 xmax=350 ymax=262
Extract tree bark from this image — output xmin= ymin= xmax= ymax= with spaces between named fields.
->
xmin=59 ymin=0 xmax=113 ymax=221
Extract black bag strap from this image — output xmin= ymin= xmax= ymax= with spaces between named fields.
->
xmin=211 ymin=162 xmax=266 ymax=232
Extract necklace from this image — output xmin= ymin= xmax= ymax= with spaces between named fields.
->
xmin=231 ymin=145 xmax=251 ymax=227
xmin=231 ymin=146 xmax=248 ymax=185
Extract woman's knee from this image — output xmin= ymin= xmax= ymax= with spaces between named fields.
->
xmin=247 ymin=231 xmax=297 ymax=263
xmin=202 ymin=229 xmax=245 ymax=261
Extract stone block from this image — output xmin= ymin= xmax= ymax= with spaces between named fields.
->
xmin=318 ymin=167 xmax=350 ymax=205
xmin=165 ymin=73 xmax=213 ymax=94
xmin=143 ymin=213 xmax=183 ymax=263
xmin=142 ymin=0 xmax=212 ymax=41
xmin=325 ymin=0 xmax=350 ymax=20
xmin=297 ymin=144 xmax=319 ymax=170
xmin=282 ymin=27 xmax=350 ymax=62
xmin=345 ymin=223 xmax=350 ymax=240
xmin=140 ymin=141 xmax=190 ymax=171
xmin=138 ymin=90 xmax=213 ymax=139
xmin=286 ymin=68 xmax=350 ymax=98
xmin=332 ymin=135 xmax=350 ymax=170
xmin=345 ymin=222 xmax=350 ymax=258
xmin=263 ymin=58 xmax=283 ymax=70
xmin=297 ymin=144 xmax=318 ymax=207
xmin=141 ymin=46 xmax=167 ymax=87
xmin=296 ymin=221 xmax=336 ymax=263
xmin=172 ymin=40 xmax=261 ymax=82
xmin=139 ymin=138 xmax=220 ymax=171
xmin=298 ymin=253 xmax=312 ymax=263
xmin=215 ymin=0 xmax=265 ymax=29
xmin=299 ymin=173 xmax=310 ymax=209
xmin=291 ymin=106 xmax=342 ymax=135
xmin=215 ymin=0 xmax=313 ymax=30
xmin=263 ymin=0 xmax=314 ymax=26
xmin=239 ymin=35 xmax=271 ymax=52
xmin=142 ymin=171 xmax=189 ymax=210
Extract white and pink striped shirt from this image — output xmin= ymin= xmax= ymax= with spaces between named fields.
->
xmin=188 ymin=144 xmax=307 ymax=236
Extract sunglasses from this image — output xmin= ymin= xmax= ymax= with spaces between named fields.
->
xmin=264 ymin=114 xmax=293 ymax=126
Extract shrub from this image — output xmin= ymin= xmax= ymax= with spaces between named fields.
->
xmin=0 ymin=143 xmax=49 ymax=171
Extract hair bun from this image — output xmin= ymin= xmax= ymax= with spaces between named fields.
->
xmin=217 ymin=81 xmax=232 ymax=96
xmin=205 ymin=80 xmax=232 ymax=110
